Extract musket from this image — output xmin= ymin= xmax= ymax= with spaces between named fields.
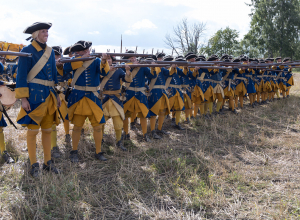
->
xmin=59 ymin=57 xmax=95 ymax=63
xmin=0 ymin=51 xmax=32 ymax=57
xmin=113 ymin=59 xmax=130 ymax=63
xmin=90 ymin=52 xmax=153 ymax=58
xmin=113 ymin=64 xmax=170 ymax=68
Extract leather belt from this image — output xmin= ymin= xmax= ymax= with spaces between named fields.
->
xmin=29 ymin=78 xmax=55 ymax=87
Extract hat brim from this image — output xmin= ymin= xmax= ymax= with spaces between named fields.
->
xmin=70 ymin=42 xmax=92 ymax=52
xmin=24 ymin=22 xmax=52 ymax=34
xmin=185 ymin=54 xmax=197 ymax=60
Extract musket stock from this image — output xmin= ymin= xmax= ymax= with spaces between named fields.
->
xmin=91 ymin=52 xmax=153 ymax=58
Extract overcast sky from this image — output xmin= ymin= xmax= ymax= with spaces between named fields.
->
xmin=1 ymin=0 xmax=252 ymax=54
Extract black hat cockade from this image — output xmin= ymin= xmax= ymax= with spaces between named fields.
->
xmin=52 ymin=46 xmax=62 ymax=56
xmin=185 ymin=52 xmax=197 ymax=60
xmin=156 ymin=52 xmax=166 ymax=59
xmin=163 ymin=55 xmax=174 ymax=61
xmin=24 ymin=22 xmax=52 ymax=41
xmin=70 ymin=40 xmax=92 ymax=52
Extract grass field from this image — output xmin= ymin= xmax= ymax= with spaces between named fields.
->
xmin=1 ymin=75 xmax=300 ymax=219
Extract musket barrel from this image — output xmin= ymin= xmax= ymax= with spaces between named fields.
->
xmin=59 ymin=57 xmax=95 ymax=63
xmin=0 ymin=51 xmax=32 ymax=57
xmin=91 ymin=52 xmax=153 ymax=58
xmin=113 ymin=64 xmax=170 ymax=68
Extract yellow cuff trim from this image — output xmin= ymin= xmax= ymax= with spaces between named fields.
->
xmin=71 ymin=57 xmax=83 ymax=70
xmin=100 ymin=60 xmax=110 ymax=74
xmin=150 ymin=67 xmax=156 ymax=75
xmin=15 ymin=87 xmax=29 ymax=99
xmin=57 ymin=67 xmax=64 ymax=76
xmin=169 ymin=67 xmax=176 ymax=76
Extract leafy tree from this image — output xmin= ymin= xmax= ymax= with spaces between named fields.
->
xmin=164 ymin=18 xmax=206 ymax=55
xmin=200 ymin=27 xmax=239 ymax=57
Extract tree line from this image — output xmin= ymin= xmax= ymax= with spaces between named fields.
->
xmin=165 ymin=0 xmax=300 ymax=59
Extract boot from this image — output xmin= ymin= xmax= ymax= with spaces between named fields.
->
xmin=157 ymin=129 xmax=170 ymax=135
xmin=251 ymin=103 xmax=255 ymax=108
xmin=184 ymin=117 xmax=191 ymax=124
xmin=122 ymin=132 xmax=130 ymax=140
xmin=51 ymin=146 xmax=61 ymax=158
xmin=65 ymin=134 xmax=71 ymax=143
xmin=116 ymin=140 xmax=127 ymax=151
xmin=95 ymin=152 xmax=107 ymax=161
xmin=175 ymin=123 xmax=185 ymax=130
xmin=43 ymin=160 xmax=61 ymax=174
xmin=171 ymin=118 xmax=176 ymax=126
xmin=232 ymin=109 xmax=238 ymax=114
xmin=2 ymin=151 xmax=15 ymax=163
xmin=69 ymin=150 xmax=79 ymax=163
xmin=143 ymin=133 xmax=152 ymax=142
xmin=287 ymin=95 xmax=290 ymax=98
xmin=151 ymin=130 xmax=162 ymax=139
xmin=30 ymin=163 xmax=40 ymax=178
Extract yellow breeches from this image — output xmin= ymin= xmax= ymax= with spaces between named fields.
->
xmin=150 ymin=93 xmax=170 ymax=116
xmin=235 ymin=83 xmax=247 ymax=96
xmin=263 ymin=81 xmax=272 ymax=92
xmin=103 ymin=99 xmax=125 ymax=120
xmin=204 ymin=86 xmax=215 ymax=102
xmin=183 ymin=93 xmax=192 ymax=109
xmin=104 ymin=115 xmax=123 ymax=131
xmin=279 ymin=82 xmax=287 ymax=91
xmin=72 ymin=114 xmax=101 ymax=127
xmin=223 ymin=86 xmax=235 ymax=97
xmin=271 ymin=81 xmax=279 ymax=91
xmin=59 ymin=94 xmax=68 ymax=119
xmin=191 ymin=85 xmax=204 ymax=104
xmin=124 ymin=97 xmax=149 ymax=118
xmin=255 ymin=81 xmax=264 ymax=93
xmin=17 ymin=92 xmax=59 ymax=128
xmin=68 ymin=97 xmax=104 ymax=124
xmin=169 ymin=91 xmax=184 ymax=111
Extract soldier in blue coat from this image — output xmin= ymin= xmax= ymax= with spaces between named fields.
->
xmin=100 ymin=55 xmax=131 ymax=151
xmin=122 ymin=51 xmax=157 ymax=142
xmin=63 ymin=40 xmax=109 ymax=162
xmin=15 ymin=22 xmax=61 ymax=177
xmin=283 ymin=58 xmax=294 ymax=98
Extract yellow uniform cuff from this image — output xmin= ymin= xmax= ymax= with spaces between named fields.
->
xmin=15 ymin=87 xmax=29 ymax=99
xmin=71 ymin=61 xmax=83 ymax=70
xmin=100 ymin=60 xmax=110 ymax=74
xmin=169 ymin=67 xmax=176 ymax=76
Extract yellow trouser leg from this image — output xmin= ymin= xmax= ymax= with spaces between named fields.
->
xmin=282 ymin=90 xmax=286 ymax=98
xmin=131 ymin=112 xmax=137 ymax=123
xmin=93 ymin=125 xmax=102 ymax=154
xmin=157 ymin=111 xmax=165 ymax=130
xmin=51 ymin=124 xmax=57 ymax=150
xmin=199 ymin=103 xmax=205 ymax=115
xmin=276 ymin=90 xmax=280 ymax=98
xmin=0 ymin=127 xmax=5 ymax=153
xmin=268 ymin=92 xmax=272 ymax=100
xmin=204 ymin=103 xmax=209 ymax=114
xmin=72 ymin=126 xmax=82 ymax=151
xmin=249 ymin=94 xmax=254 ymax=105
xmin=175 ymin=111 xmax=181 ymax=125
xmin=257 ymin=92 xmax=260 ymax=102
xmin=42 ymin=128 xmax=52 ymax=165
xmin=208 ymin=102 xmax=213 ymax=114
xmin=111 ymin=115 xmax=123 ymax=141
xmin=150 ymin=116 xmax=156 ymax=131
xmin=64 ymin=119 xmax=70 ymax=135
xmin=235 ymin=96 xmax=239 ymax=108
xmin=185 ymin=109 xmax=190 ymax=120
xmin=216 ymin=102 xmax=222 ymax=112
xmin=27 ymin=129 xmax=39 ymax=165
xmin=123 ymin=117 xmax=129 ymax=134
xmin=140 ymin=117 xmax=147 ymax=135
xmin=189 ymin=109 xmax=193 ymax=118
xmin=287 ymin=88 xmax=290 ymax=96
xmin=239 ymin=96 xmax=244 ymax=108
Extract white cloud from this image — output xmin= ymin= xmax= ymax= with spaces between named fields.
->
xmin=88 ymin=31 xmax=100 ymax=35
xmin=131 ymin=19 xmax=157 ymax=30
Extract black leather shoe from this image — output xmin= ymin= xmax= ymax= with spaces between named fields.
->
xmin=117 ymin=140 xmax=127 ymax=151
xmin=122 ymin=132 xmax=130 ymax=140
xmin=277 ymin=98 xmax=281 ymax=100
xmin=190 ymin=116 xmax=195 ymax=119
xmin=251 ymin=103 xmax=255 ymax=108
xmin=151 ymin=130 xmax=162 ymax=139
xmin=157 ymin=129 xmax=170 ymax=135
xmin=175 ymin=123 xmax=185 ymax=130
xmin=70 ymin=150 xmax=79 ymax=163
xmin=171 ymin=118 xmax=176 ymax=126
xmin=43 ymin=160 xmax=60 ymax=174
xmin=51 ymin=147 xmax=61 ymax=158
xmin=184 ymin=118 xmax=191 ymax=124
xmin=287 ymin=95 xmax=290 ymax=98
xmin=30 ymin=163 xmax=40 ymax=178
xmin=95 ymin=152 xmax=107 ymax=161
xmin=2 ymin=151 xmax=15 ymax=163
xmin=232 ymin=109 xmax=238 ymax=114
xmin=143 ymin=133 xmax=152 ymax=142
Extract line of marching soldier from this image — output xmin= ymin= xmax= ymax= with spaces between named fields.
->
xmin=0 ymin=22 xmax=294 ymax=178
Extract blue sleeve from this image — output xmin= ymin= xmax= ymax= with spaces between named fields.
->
xmin=144 ymin=67 xmax=157 ymax=79
xmin=0 ymin=63 xmax=3 ymax=73
xmin=16 ymin=47 xmax=32 ymax=89
xmin=63 ymin=62 xmax=73 ymax=73
xmin=51 ymin=52 xmax=58 ymax=84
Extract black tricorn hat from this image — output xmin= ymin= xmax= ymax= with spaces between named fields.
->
xmin=265 ymin=58 xmax=274 ymax=62
xmin=70 ymin=41 xmax=92 ymax=52
xmin=195 ymin=56 xmax=206 ymax=61
xmin=283 ymin=57 xmax=291 ymax=62
xmin=207 ymin=56 xmax=218 ymax=61
xmin=275 ymin=57 xmax=282 ymax=60
xmin=52 ymin=46 xmax=62 ymax=56
xmin=175 ymin=56 xmax=185 ymax=61
xmin=164 ymin=55 xmax=174 ymax=61
xmin=156 ymin=52 xmax=165 ymax=59
xmin=223 ymin=59 xmax=231 ymax=62
xmin=63 ymin=46 xmax=71 ymax=55
xmin=220 ymin=54 xmax=229 ymax=60
xmin=198 ymin=55 xmax=206 ymax=59
xmin=233 ymin=58 xmax=241 ymax=63
xmin=240 ymin=57 xmax=248 ymax=62
xmin=23 ymin=22 xmax=52 ymax=34
xmin=185 ymin=52 xmax=197 ymax=60
xmin=122 ymin=50 xmax=135 ymax=59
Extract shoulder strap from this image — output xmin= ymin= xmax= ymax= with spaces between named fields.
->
xmin=221 ymin=71 xmax=231 ymax=82
xmin=198 ymin=72 xmax=206 ymax=81
xmin=165 ymin=77 xmax=172 ymax=89
xmin=125 ymin=67 xmax=140 ymax=87
xmin=99 ymin=69 xmax=116 ymax=91
xmin=149 ymin=76 xmax=159 ymax=92
xmin=27 ymin=46 xmax=52 ymax=82
xmin=71 ymin=59 xmax=94 ymax=87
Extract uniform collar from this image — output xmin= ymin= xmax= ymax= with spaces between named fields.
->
xmin=31 ymin=40 xmax=43 ymax=52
